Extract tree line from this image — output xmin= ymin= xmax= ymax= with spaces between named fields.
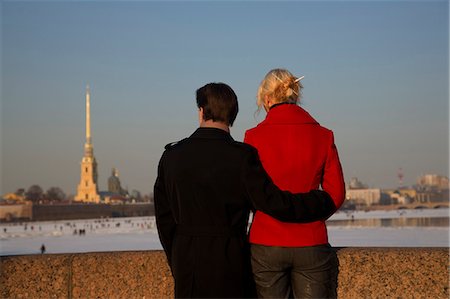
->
xmin=14 ymin=185 xmax=67 ymax=203
xmin=11 ymin=185 xmax=153 ymax=204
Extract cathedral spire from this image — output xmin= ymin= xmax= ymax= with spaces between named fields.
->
xmin=86 ymin=84 xmax=91 ymax=145
xmin=76 ymin=85 xmax=100 ymax=203
xmin=84 ymin=85 xmax=93 ymax=157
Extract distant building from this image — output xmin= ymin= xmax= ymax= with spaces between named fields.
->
xmin=345 ymin=177 xmax=381 ymax=208
xmin=397 ymin=188 xmax=417 ymax=199
xmin=74 ymin=87 xmax=136 ymax=204
xmin=414 ymin=174 xmax=449 ymax=203
xmin=75 ymin=86 xmax=101 ymax=203
xmin=346 ymin=188 xmax=381 ymax=208
xmin=108 ymin=168 xmax=123 ymax=194
xmin=103 ymin=167 xmax=130 ymax=204
xmin=100 ymin=191 xmax=127 ymax=204
xmin=348 ymin=177 xmax=367 ymax=189
xmin=382 ymin=189 xmax=416 ymax=205
xmin=2 ymin=192 xmax=26 ymax=203
xmin=387 ymin=190 xmax=415 ymax=205
xmin=415 ymin=189 xmax=449 ymax=203
xmin=416 ymin=174 xmax=449 ymax=191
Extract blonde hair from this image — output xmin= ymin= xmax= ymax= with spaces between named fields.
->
xmin=256 ymin=68 xmax=303 ymax=112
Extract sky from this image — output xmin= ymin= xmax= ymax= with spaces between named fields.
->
xmin=1 ymin=0 xmax=448 ymax=196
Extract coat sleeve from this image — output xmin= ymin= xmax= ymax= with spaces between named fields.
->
xmin=154 ymin=153 xmax=176 ymax=268
xmin=321 ymin=131 xmax=346 ymax=212
xmin=241 ymin=147 xmax=336 ymax=223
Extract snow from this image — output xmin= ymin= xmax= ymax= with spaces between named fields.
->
xmin=328 ymin=226 xmax=448 ymax=247
xmin=0 ymin=209 xmax=448 ymax=256
xmin=328 ymin=208 xmax=449 ymax=220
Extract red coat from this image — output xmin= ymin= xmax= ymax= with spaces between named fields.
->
xmin=244 ymin=103 xmax=345 ymax=247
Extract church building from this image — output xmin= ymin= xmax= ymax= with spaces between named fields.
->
xmin=75 ymin=86 xmax=101 ymax=203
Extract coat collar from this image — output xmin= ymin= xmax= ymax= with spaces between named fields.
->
xmin=262 ymin=103 xmax=319 ymax=125
xmin=190 ymin=127 xmax=234 ymax=141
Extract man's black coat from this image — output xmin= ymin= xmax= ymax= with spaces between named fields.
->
xmin=154 ymin=127 xmax=335 ymax=298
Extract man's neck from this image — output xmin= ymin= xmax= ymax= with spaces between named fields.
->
xmin=200 ymin=120 xmax=230 ymax=133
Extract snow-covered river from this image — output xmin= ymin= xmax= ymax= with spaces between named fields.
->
xmin=1 ymin=209 xmax=448 ymax=256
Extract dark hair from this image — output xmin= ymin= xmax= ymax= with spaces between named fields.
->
xmin=196 ymin=82 xmax=239 ymax=126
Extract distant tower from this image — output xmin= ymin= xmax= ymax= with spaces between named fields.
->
xmin=397 ymin=168 xmax=404 ymax=188
xmin=75 ymin=85 xmax=101 ymax=203
xmin=108 ymin=167 xmax=123 ymax=194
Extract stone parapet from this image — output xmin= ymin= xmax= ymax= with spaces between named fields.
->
xmin=1 ymin=248 xmax=448 ymax=298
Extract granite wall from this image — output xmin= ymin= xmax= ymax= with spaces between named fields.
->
xmin=1 ymin=248 xmax=448 ymax=298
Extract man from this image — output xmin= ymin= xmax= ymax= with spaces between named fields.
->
xmin=154 ymin=82 xmax=336 ymax=298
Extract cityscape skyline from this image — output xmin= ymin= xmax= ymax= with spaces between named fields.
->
xmin=1 ymin=1 xmax=449 ymax=195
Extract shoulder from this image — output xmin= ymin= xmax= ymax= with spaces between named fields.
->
xmin=244 ymin=126 xmax=259 ymax=138
xmin=319 ymin=125 xmax=334 ymax=138
xmin=314 ymin=126 xmax=337 ymax=147
xmin=311 ymin=125 xmax=335 ymax=145
xmin=318 ymin=125 xmax=333 ymax=135
xmin=164 ymin=138 xmax=188 ymax=150
xmin=244 ymin=122 xmax=267 ymax=143
xmin=231 ymin=140 xmax=258 ymax=155
xmin=158 ymin=138 xmax=189 ymax=168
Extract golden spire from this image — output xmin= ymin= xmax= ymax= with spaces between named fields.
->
xmin=84 ymin=84 xmax=93 ymax=157
xmin=86 ymin=84 xmax=91 ymax=145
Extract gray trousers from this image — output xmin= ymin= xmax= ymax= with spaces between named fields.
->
xmin=250 ymin=244 xmax=338 ymax=299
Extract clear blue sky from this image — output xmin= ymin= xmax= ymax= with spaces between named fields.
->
xmin=1 ymin=0 xmax=448 ymax=195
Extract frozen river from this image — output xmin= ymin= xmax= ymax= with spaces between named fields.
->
xmin=1 ymin=209 xmax=448 ymax=256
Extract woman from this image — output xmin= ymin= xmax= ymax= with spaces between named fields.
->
xmin=244 ymin=68 xmax=345 ymax=298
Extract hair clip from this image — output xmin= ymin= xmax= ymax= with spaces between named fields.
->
xmin=272 ymin=73 xmax=285 ymax=83
xmin=294 ymin=76 xmax=305 ymax=82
